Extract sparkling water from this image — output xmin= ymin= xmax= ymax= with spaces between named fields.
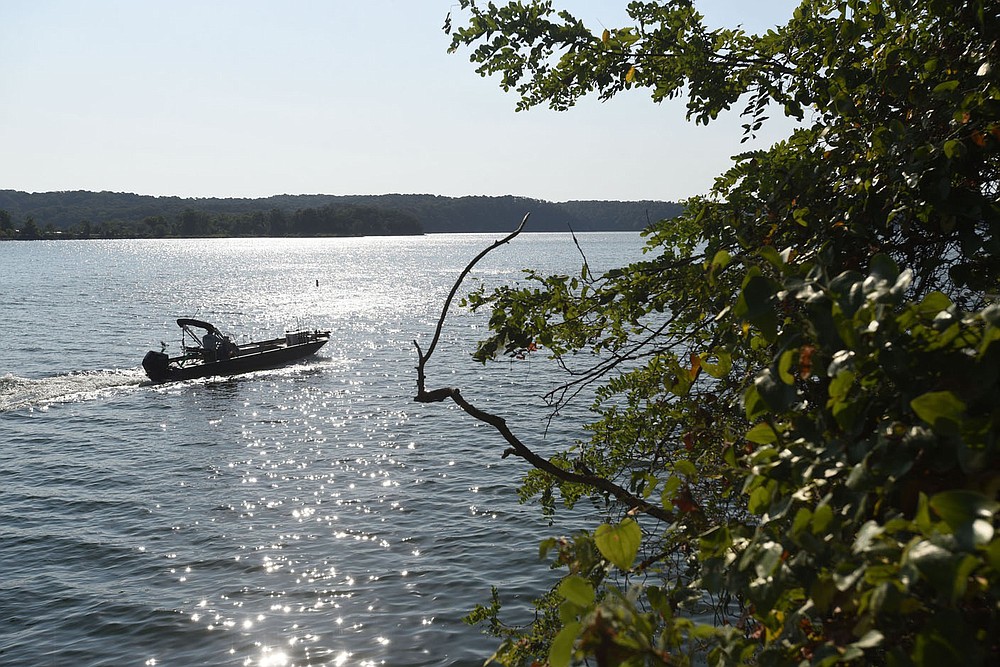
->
xmin=0 ymin=233 xmax=643 ymax=666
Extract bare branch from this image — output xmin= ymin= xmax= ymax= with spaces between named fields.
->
xmin=413 ymin=214 xmax=676 ymax=524
xmin=568 ymin=225 xmax=590 ymax=280
xmin=414 ymin=213 xmax=529 ymax=396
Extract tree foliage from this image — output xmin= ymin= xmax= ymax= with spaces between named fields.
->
xmin=426 ymin=0 xmax=1000 ymax=664
xmin=0 ymin=190 xmax=681 ymax=237
xmin=0 ymin=203 xmax=423 ymax=240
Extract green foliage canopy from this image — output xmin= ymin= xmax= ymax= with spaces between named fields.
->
xmin=440 ymin=1 xmax=1000 ymax=664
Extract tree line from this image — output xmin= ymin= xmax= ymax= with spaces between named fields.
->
xmin=0 ymin=203 xmax=422 ymax=240
xmin=0 ymin=190 xmax=682 ymax=236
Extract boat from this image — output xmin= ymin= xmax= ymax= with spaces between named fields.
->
xmin=142 ymin=318 xmax=330 ymax=382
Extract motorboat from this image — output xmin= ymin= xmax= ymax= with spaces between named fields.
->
xmin=142 ymin=318 xmax=330 ymax=382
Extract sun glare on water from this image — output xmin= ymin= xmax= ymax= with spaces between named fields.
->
xmin=255 ymin=647 xmax=289 ymax=666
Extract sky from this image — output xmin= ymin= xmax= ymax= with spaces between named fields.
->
xmin=0 ymin=1 xmax=801 ymax=203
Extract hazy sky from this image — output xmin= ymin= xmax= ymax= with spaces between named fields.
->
xmin=1 ymin=1 xmax=801 ymax=202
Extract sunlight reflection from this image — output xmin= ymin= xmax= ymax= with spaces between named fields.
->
xmin=257 ymin=647 xmax=289 ymax=667
xmin=0 ymin=234 xmax=638 ymax=665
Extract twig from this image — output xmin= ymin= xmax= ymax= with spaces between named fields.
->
xmin=414 ymin=212 xmax=529 ymax=396
xmin=413 ymin=213 xmax=675 ymax=524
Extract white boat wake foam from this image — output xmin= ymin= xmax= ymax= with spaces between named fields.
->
xmin=0 ymin=369 xmax=147 ymax=412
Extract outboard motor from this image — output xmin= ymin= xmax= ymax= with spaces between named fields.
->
xmin=142 ymin=350 xmax=171 ymax=381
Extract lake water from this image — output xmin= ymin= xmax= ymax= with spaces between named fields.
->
xmin=0 ymin=233 xmax=644 ymax=666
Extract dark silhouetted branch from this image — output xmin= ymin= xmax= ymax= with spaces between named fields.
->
xmin=413 ymin=213 xmax=675 ymax=524
xmin=414 ymin=213 xmax=529 ymax=398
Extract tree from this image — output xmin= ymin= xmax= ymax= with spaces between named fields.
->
xmin=19 ymin=216 xmax=39 ymax=240
xmin=140 ymin=215 xmax=171 ymax=238
xmin=0 ymin=209 xmax=12 ymax=236
xmin=178 ymin=208 xmax=211 ymax=237
xmin=268 ymin=208 xmax=288 ymax=236
xmin=419 ymin=1 xmax=1000 ymax=664
xmin=73 ymin=219 xmax=93 ymax=239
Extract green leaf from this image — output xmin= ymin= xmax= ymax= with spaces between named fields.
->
xmin=930 ymin=490 xmax=998 ymax=524
xmin=735 ymin=272 xmax=775 ymax=321
xmin=758 ymin=245 xmax=784 ymax=271
xmin=869 ymin=253 xmax=899 ymax=284
xmin=852 ymin=520 xmax=883 ymax=554
xmin=594 ymin=519 xmax=642 ymax=570
xmin=833 ymin=564 xmax=864 ymax=592
xmin=792 ymin=206 xmax=810 ymax=227
xmin=943 ymin=139 xmax=966 ymax=159
xmin=932 ymin=79 xmax=960 ymax=95
xmin=746 ymin=422 xmax=779 ymax=444
xmin=539 ymin=537 xmax=559 ymax=560
xmin=790 ymin=507 xmax=813 ymax=537
xmin=812 ymin=504 xmax=834 ymax=534
xmin=660 ymin=474 xmax=682 ymax=510
xmin=744 ymin=383 xmax=769 ymax=420
xmin=906 ymin=541 xmax=980 ymax=603
xmin=754 ymin=541 xmax=784 ymax=578
xmin=930 ymin=490 xmax=998 ymax=548
xmin=673 ymin=458 xmax=697 ymax=479
xmin=710 ymin=249 xmax=731 ymax=269
xmin=986 ymin=537 xmax=1000 ymax=570
xmin=918 ymin=291 xmax=953 ymax=316
xmin=548 ymin=620 xmax=581 ymax=667
xmin=699 ymin=524 xmax=733 ymax=557
xmin=748 ymin=485 xmax=771 ymax=515
xmin=852 ymin=630 xmax=884 ymax=649
xmin=723 ymin=444 xmax=737 ymax=467
xmin=907 ymin=539 xmax=951 ymax=570
xmin=828 ymin=369 xmax=855 ymax=401
xmin=755 ymin=368 xmax=796 ymax=412
xmin=910 ymin=391 xmax=966 ymax=431
xmin=701 ymin=351 xmax=732 ymax=378
xmin=558 ymin=575 xmax=595 ymax=607
xmin=778 ymin=349 xmax=796 ymax=384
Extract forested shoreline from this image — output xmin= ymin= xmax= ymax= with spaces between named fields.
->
xmin=0 ymin=190 xmax=681 ymax=239
xmin=0 ymin=202 xmax=423 ymax=240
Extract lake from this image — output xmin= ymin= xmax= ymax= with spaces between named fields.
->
xmin=0 ymin=232 xmax=645 ymax=666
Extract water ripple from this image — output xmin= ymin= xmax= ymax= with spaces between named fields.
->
xmin=0 ymin=235 xmax=642 ymax=665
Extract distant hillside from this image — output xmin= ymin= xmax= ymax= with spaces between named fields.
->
xmin=0 ymin=190 xmax=683 ymax=234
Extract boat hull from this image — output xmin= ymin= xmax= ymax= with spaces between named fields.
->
xmin=143 ymin=334 xmax=329 ymax=382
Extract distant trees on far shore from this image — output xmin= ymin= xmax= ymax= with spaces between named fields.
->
xmin=0 ymin=190 xmax=685 ymax=236
xmin=0 ymin=203 xmax=423 ymax=240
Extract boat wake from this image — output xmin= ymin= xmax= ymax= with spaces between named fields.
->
xmin=0 ymin=369 xmax=147 ymax=413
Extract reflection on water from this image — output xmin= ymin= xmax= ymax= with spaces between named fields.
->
xmin=0 ymin=234 xmax=644 ymax=665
